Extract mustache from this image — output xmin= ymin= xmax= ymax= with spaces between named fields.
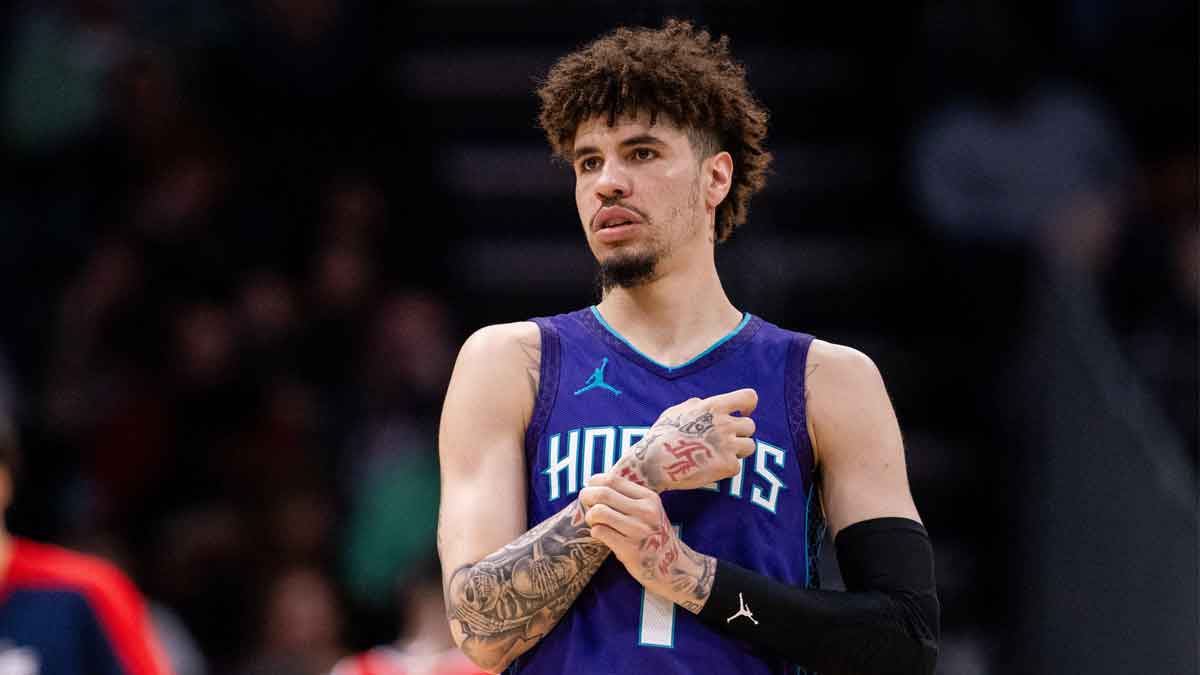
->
xmin=590 ymin=199 xmax=650 ymax=230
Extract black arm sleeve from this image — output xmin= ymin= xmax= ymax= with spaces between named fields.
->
xmin=695 ymin=517 xmax=940 ymax=675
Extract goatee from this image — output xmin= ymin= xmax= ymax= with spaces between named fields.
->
xmin=597 ymin=251 xmax=659 ymax=292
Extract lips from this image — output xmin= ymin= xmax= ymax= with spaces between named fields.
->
xmin=593 ymin=206 xmax=642 ymax=232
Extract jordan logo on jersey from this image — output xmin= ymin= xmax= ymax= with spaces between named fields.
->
xmin=574 ymin=357 xmax=621 ymax=396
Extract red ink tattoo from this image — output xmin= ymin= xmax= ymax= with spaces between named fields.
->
xmin=643 ymin=511 xmax=679 ymax=578
xmin=641 ymin=529 xmax=668 ymax=581
xmin=658 ymin=542 xmax=679 ymax=577
xmin=662 ymin=440 xmax=713 ymax=481
xmin=617 ymin=466 xmax=647 ymax=487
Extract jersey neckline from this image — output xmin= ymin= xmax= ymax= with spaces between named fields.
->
xmin=579 ymin=305 xmax=762 ymax=379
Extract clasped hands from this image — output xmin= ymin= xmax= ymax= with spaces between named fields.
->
xmin=578 ymin=389 xmax=757 ymax=610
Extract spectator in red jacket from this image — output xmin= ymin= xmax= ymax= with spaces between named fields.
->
xmin=0 ymin=415 xmax=173 ymax=675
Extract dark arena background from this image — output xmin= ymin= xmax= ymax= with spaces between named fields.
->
xmin=0 ymin=1 xmax=1195 ymax=673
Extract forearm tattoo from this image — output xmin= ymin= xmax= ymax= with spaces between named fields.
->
xmin=639 ymin=509 xmax=681 ymax=580
xmin=446 ymin=501 xmax=608 ymax=670
xmin=636 ymin=509 xmax=716 ymax=614
xmin=681 ymin=547 xmax=717 ymax=613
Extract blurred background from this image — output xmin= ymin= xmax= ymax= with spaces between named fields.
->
xmin=0 ymin=1 xmax=1195 ymax=673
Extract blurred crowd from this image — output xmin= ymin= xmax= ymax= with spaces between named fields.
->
xmin=0 ymin=1 xmax=1194 ymax=674
xmin=910 ymin=0 xmax=1197 ymax=460
xmin=1 ymin=1 xmax=454 ymax=672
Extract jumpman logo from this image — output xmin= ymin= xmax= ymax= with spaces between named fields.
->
xmin=574 ymin=357 xmax=622 ymax=396
xmin=726 ymin=593 xmax=759 ymax=625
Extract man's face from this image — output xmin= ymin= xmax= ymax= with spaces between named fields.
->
xmin=571 ymin=112 xmax=707 ymax=289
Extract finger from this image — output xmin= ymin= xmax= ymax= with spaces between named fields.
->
xmin=605 ymin=473 xmax=659 ymax=500
xmin=589 ymin=524 xmax=639 ymax=562
xmin=706 ymin=388 xmax=758 ymax=416
xmin=732 ymin=436 xmax=756 ymax=459
xmin=579 ymin=485 xmax=643 ymax=515
xmin=730 ymin=415 xmax=756 ymax=438
xmin=584 ymin=472 xmax=612 ymax=488
xmin=589 ymin=523 xmax=623 ymax=548
xmin=584 ymin=503 xmax=642 ymax=537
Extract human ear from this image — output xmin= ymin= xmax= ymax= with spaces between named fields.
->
xmin=703 ymin=151 xmax=733 ymax=210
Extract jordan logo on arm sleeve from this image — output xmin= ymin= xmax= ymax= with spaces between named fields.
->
xmin=727 ymin=593 xmax=759 ymax=625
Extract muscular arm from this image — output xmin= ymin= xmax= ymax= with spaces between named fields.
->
xmin=443 ymin=498 xmax=605 ymax=672
xmin=805 ymin=340 xmax=922 ymax=536
xmin=438 ymin=322 xmax=581 ymax=672
xmin=438 ymin=323 xmax=685 ymax=672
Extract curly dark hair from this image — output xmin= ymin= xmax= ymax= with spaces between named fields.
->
xmin=536 ymin=19 xmax=772 ymax=242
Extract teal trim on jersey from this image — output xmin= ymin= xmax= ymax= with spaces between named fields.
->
xmin=590 ymin=306 xmax=752 ymax=373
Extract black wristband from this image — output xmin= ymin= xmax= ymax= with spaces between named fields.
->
xmin=696 ymin=517 xmax=939 ymax=675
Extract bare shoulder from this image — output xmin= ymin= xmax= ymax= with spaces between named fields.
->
xmin=440 ymin=322 xmax=541 ymax=489
xmin=461 ymin=321 xmax=541 ymax=356
xmin=458 ymin=321 xmax=542 ymax=393
xmin=803 ymin=339 xmax=894 ymax=465
xmin=447 ymin=321 xmax=544 ymax=435
xmin=805 ymin=338 xmax=886 ymax=393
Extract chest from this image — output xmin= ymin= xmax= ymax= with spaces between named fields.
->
xmin=530 ymin=349 xmax=802 ymax=523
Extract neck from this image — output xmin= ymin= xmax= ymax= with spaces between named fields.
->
xmin=596 ymin=241 xmax=741 ymax=366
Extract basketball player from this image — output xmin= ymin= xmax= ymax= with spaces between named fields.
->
xmin=437 ymin=20 xmax=939 ymax=674
xmin=0 ymin=419 xmax=172 ymax=675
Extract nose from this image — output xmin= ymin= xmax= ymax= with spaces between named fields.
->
xmin=595 ymin=160 xmax=631 ymax=201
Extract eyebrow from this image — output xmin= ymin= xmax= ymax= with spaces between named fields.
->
xmin=571 ymin=133 xmax=669 ymax=161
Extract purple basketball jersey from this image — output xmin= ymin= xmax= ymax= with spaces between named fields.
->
xmin=512 ymin=307 xmax=823 ymax=675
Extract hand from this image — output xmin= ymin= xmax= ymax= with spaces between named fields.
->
xmin=627 ymin=388 xmax=758 ymax=492
xmin=579 ymin=473 xmax=716 ymax=614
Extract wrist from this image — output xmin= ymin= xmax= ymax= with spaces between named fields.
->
xmin=679 ymin=545 xmax=716 ymax=614
xmin=609 ymin=454 xmax=668 ymax=493
xmin=647 ymin=542 xmax=714 ymax=615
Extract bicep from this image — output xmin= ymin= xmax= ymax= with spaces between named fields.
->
xmin=437 ymin=324 xmax=536 ymax=585
xmin=807 ymin=341 xmax=921 ymax=537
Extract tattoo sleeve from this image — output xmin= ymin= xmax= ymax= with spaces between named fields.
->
xmin=446 ymin=499 xmax=608 ymax=671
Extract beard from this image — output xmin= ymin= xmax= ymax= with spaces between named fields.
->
xmin=596 ymin=249 xmax=660 ymax=292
